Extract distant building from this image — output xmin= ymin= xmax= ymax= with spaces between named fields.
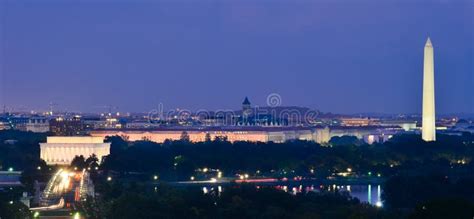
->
xmin=380 ymin=120 xmax=417 ymax=131
xmin=0 ymin=171 xmax=22 ymax=186
xmin=83 ymin=116 xmax=123 ymax=130
xmin=26 ymin=117 xmax=50 ymax=133
xmin=363 ymin=133 xmax=394 ymax=145
xmin=49 ymin=116 xmax=85 ymax=136
xmin=90 ymin=127 xmax=330 ymax=144
xmin=89 ymin=125 xmax=402 ymax=145
xmin=339 ymin=117 xmax=380 ymax=127
xmin=4 ymin=139 xmax=18 ymax=145
xmin=0 ymin=121 xmax=10 ymax=130
xmin=453 ymin=119 xmax=474 ymax=133
xmin=40 ymin=136 xmax=110 ymax=165
xmin=242 ymin=97 xmax=252 ymax=115
xmin=125 ymin=121 xmax=161 ymax=129
xmin=3 ymin=116 xmax=29 ymax=131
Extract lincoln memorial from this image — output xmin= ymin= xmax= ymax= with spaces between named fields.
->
xmin=40 ymin=136 xmax=110 ymax=165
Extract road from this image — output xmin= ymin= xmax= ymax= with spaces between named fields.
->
xmin=30 ymin=169 xmax=93 ymax=215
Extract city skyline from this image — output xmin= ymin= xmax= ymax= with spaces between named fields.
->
xmin=1 ymin=1 xmax=473 ymax=218
xmin=1 ymin=0 xmax=473 ymax=114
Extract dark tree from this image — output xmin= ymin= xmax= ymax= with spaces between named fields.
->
xmin=71 ymin=155 xmax=87 ymax=170
xmin=205 ymin=133 xmax=211 ymax=143
xmin=180 ymin=131 xmax=190 ymax=142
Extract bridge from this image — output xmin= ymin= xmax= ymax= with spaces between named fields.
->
xmin=30 ymin=169 xmax=93 ymax=218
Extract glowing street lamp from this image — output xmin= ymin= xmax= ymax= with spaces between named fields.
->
xmin=107 ymin=176 xmax=112 ymax=181
xmin=376 ymin=201 xmax=383 ymax=208
xmin=73 ymin=212 xmax=80 ymax=219
xmin=153 ymin=175 xmax=159 ymax=180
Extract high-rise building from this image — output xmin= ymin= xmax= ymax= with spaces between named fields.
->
xmin=422 ymin=37 xmax=436 ymax=141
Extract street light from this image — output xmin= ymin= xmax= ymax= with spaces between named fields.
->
xmin=153 ymin=175 xmax=158 ymax=180
xmin=73 ymin=212 xmax=80 ymax=219
xmin=376 ymin=201 xmax=383 ymax=208
xmin=107 ymin=176 xmax=112 ymax=181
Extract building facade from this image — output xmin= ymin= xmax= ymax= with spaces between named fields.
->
xmin=26 ymin=117 xmax=50 ymax=133
xmin=40 ymin=136 xmax=110 ymax=165
xmin=49 ymin=117 xmax=85 ymax=136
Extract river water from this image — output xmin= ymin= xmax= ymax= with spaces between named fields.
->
xmin=198 ymin=183 xmax=383 ymax=207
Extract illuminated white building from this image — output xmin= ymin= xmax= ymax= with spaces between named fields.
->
xmin=89 ymin=126 xmax=404 ymax=145
xmin=90 ymin=128 xmax=328 ymax=144
xmin=422 ymin=37 xmax=436 ymax=141
xmin=363 ymin=133 xmax=394 ymax=145
xmin=40 ymin=136 xmax=110 ymax=165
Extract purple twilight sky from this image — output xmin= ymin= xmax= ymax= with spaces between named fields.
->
xmin=0 ymin=0 xmax=473 ymax=114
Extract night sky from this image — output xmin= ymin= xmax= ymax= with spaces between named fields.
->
xmin=1 ymin=0 xmax=472 ymax=114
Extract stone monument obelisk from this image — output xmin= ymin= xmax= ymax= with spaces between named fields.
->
xmin=422 ymin=37 xmax=436 ymax=141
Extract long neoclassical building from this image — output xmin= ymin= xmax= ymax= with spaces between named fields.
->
xmin=90 ymin=127 xmax=325 ymax=143
xmin=40 ymin=136 xmax=110 ymax=165
xmin=89 ymin=125 xmax=403 ymax=144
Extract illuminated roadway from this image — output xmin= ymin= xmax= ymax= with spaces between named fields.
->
xmin=31 ymin=169 xmax=92 ymax=212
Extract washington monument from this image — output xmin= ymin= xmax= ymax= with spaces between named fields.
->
xmin=422 ymin=37 xmax=436 ymax=141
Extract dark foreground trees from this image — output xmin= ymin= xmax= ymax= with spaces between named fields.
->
xmin=86 ymin=183 xmax=394 ymax=219
xmin=383 ymin=175 xmax=474 ymax=209
xmin=0 ymin=187 xmax=31 ymax=219
xmin=101 ymin=133 xmax=474 ymax=181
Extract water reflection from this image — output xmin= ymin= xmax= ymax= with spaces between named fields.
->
xmin=201 ymin=184 xmax=383 ymax=207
